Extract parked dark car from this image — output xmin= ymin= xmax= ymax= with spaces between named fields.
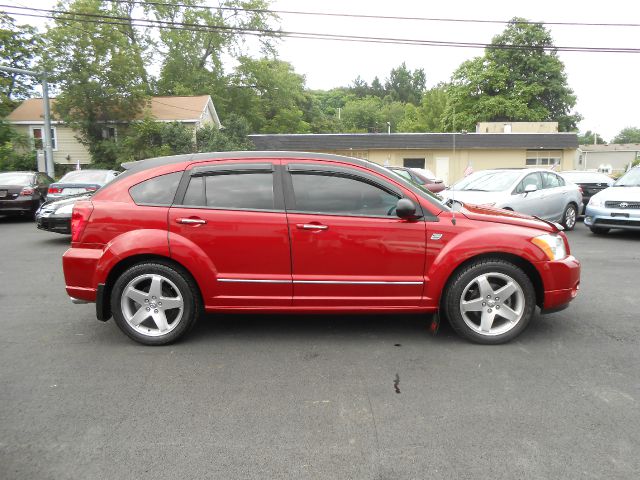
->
xmin=47 ymin=169 xmax=119 ymax=200
xmin=36 ymin=192 xmax=92 ymax=234
xmin=387 ymin=166 xmax=446 ymax=193
xmin=0 ymin=171 xmax=53 ymax=218
xmin=559 ymin=171 xmax=614 ymax=214
xmin=63 ymin=152 xmax=580 ymax=346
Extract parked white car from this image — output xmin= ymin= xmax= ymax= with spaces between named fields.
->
xmin=584 ymin=166 xmax=640 ymax=234
xmin=440 ymin=168 xmax=583 ymax=230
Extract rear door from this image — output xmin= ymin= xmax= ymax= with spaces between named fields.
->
xmin=282 ymin=161 xmax=427 ymax=308
xmin=541 ymin=171 xmax=567 ymax=221
xmin=168 ymin=160 xmax=292 ymax=307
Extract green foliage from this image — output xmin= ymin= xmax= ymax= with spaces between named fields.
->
xmin=228 ymin=57 xmax=310 ymax=133
xmin=0 ymin=14 xmax=42 ymax=115
xmin=116 ymin=118 xmax=196 ymax=164
xmin=577 ymin=130 xmax=607 ymax=145
xmin=611 ymin=127 xmax=640 ymax=144
xmin=341 ymin=97 xmax=405 ymax=133
xmin=384 ymin=63 xmax=426 ymax=105
xmin=397 ymin=85 xmax=448 ymax=132
xmin=196 ymin=114 xmax=253 ymax=151
xmin=0 ymin=120 xmax=36 ymax=171
xmin=442 ymin=18 xmax=580 ymax=132
xmin=43 ymin=0 xmax=151 ymax=167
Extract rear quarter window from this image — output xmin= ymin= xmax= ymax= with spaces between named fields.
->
xmin=129 ymin=172 xmax=183 ymax=206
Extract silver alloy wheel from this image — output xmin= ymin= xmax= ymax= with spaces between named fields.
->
xmin=120 ymin=273 xmax=184 ymax=337
xmin=565 ymin=205 xmax=576 ymax=229
xmin=459 ymin=272 xmax=525 ymax=336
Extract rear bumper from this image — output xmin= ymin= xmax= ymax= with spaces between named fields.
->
xmin=536 ymin=255 xmax=581 ymax=312
xmin=62 ymin=247 xmax=102 ymax=302
xmin=0 ymin=198 xmax=35 ymax=213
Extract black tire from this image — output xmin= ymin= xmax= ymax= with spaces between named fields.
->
xmin=110 ymin=261 xmax=201 ymax=345
xmin=590 ymin=227 xmax=610 ymax=235
xmin=561 ymin=203 xmax=578 ymax=231
xmin=443 ymin=259 xmax=536 ymax=345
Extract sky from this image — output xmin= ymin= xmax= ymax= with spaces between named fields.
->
xmin=4 ymin=0 xmax=640 ymax=141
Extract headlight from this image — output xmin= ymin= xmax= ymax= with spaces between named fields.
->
xmin=588 ymin=196 xmax=604 ymax=207
xmin=531 ymin=234 xmax=567 ymax=261
xmin=54 ymin=203 xmax=74 ymax=215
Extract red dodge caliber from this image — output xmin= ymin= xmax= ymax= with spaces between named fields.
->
xmin=63 ymin=152 xmax=580 ymax=345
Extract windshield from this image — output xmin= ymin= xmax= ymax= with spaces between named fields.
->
xmin=0 ymin=172 xmax=33 ymax=185
xmin=614 ymin=168 xmax=640 ymax=187
xmin=450 ymin=170 xmax=522 ymax=192
xmin=59 ymin=170 xmax=112 ymax=184
xmin=562 ymin=172 xmax=613 ymax=184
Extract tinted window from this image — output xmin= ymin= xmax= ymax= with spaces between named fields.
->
xmin=130 ymin=172 xmax=182 ymax=206
xmin=182 ymin=173 xmax=275 ymax=210
xmin=291 ymin=173 xmax=399 ymax=216
xmin=390 ymin=169 xmax=412 ymax=181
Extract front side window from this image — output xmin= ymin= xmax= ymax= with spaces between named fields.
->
xmin=182 ymin=172 xmax=275 ymax=211
xmin=290 ymin=173 xmax=399 ymax=217
xmin=515 ymin=173 xmax=543 ymax=193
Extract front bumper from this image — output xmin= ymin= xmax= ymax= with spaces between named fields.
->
xmin=584 ymin=205 xmax=640 ymax=230
xmin=36 ymin=214 xmax=71 ymax=234
xmin=536 ymin=255 xmax=581 ymax=312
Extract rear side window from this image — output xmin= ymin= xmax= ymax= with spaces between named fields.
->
xmin=542 ymin=172 xmax=564 ymax=188
xmin=130 ymin=172 xmax=182 ymax=206
xmin=182 ymin=172 xmax=275 ymax=211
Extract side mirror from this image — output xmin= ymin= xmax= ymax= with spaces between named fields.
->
xmin=524 ymin=184 xmax=537 ymax=194
xmin=396 ymin=198 xmax=422 ymax=220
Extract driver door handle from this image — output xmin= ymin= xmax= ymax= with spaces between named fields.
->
xmin=296 ymin=223 xmax=328 ymax=231
xmin=176 ymin=217 xmax=207 ymax=225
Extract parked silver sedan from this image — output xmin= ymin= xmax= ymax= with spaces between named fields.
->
xmin=440 ymin=168 xmax=583 ymax=230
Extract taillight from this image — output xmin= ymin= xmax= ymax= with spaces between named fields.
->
xmin=48 ymin=187 xmax=62 ymax=194
xmin=71 ymin=201 xmax=94 ymax=243
xmin=578 ymin=186 xmax=583 ymax=195
xmin=20 ymin=187 xmax=35 ymax=196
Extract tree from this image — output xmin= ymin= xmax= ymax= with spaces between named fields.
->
xmin=341 ymin=97 xmax=405 ymax=133
xmin=611 ymin=127 xmax=640 ymax=144
xmin=443 ymin=18 xmax=580 ymax=132
xmin=384 ymin=63 xmax=426 ymax=105
xmin=577 ymin=130 xmax=607 ymax=145
xmin=116 ymin=118 xmax=195 ymax=164
xmin=196 ymin=113 xmax=254 ymax=151
xmin=43 ymin=0 xmax=150 ymax=167
xmin=398 ymin=85 xmax=448 ymax=132
xmin=228 ymin=57 xmax=310 ymax=133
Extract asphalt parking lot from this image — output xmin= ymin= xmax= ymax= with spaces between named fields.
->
xmin=1 ymin=216 xmax=639 ymax=480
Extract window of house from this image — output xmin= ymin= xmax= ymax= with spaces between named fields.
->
xmin=290 ymin=173 xmax=399 ymax=217
xmin=102 ymin=127 xmax=117 ymax=140
xmin=31 ymin=127 xmax=57 ymax=150
xmin=525 ymin=150 xmax=561 ymax=167
xmin=403 ymin=158 xmax=426 ymax=169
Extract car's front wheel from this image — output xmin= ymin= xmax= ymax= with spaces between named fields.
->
xmin=111 ymin=262 xmax=201 ymax=345
xmin=443 ymin=259 xmax=536 ymax=344
xmin=561 ymin=203 xmax=577 ymax=231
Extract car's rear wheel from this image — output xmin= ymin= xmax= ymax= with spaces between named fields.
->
xmin=590 ymin=227 xmax=610 ymax=235
xmin=561 ymin=203 xmax=577 ymax=231
xmin=111 ymin=262 xmax=201 ymax=345
xmin=443 ymin=259 xmax=536 ymax=345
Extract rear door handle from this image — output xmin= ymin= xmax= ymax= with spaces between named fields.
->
xmin=176 ymin=217 xmax=207 ymax=225
xmin=296 ymin=223 xmax=328 ymax=231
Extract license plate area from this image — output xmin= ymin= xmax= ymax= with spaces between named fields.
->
xmin=611 ymin=212 xmax=629 ymax=218
xmin=0 ymin=190 xmax=7 ymax=198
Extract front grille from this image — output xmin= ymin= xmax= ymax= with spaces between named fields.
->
xmin=605 ymin=201 xmax=640 ymax=209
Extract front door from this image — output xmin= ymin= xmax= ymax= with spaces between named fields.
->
xmin=168 ymin=160 xmax=292 ymax=307
xmin=282 ymin=161 xmax=427 ymax=308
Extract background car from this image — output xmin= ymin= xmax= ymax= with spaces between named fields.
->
xmin=559 ymin=170 xmax=614 ymax=214
xmin=387 ymin=166 xmax=446 ymax=193
xmin=584 ymin=166 xmax=640 ymax=234
xmin=439 ymin=168 xmax=583 ymax=230
xmin=36 ymin=192 xmax=92 ymax=234
xmin=47 ymin=169 xmax=119 ymax=200
xmin=0 ymin=171 xmax=53 ymax=218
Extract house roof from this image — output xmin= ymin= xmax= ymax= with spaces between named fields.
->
xmin=249 ymin=133 xmax=579 ymax=151
xmin=7 ymin=95 xmax=218 ymax=124
xmin=579 ymin=143 xmax=640 ymax=152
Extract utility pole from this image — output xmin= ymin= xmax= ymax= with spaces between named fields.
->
xmin=0 ymin=66 xmax=55 ymax=177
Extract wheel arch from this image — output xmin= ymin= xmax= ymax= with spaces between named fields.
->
xmin=439 ymin=252 xmax=544 ymax=310
xmin=100 ymin=254 xmax=204 ymax=321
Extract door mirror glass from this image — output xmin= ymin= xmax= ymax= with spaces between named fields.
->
xmin=396 ymin=198 xmax=421 ymax=219
xmin=524 ymin=184 xmax=538 ymax=193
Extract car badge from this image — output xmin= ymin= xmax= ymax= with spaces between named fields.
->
xmin=431 ymin=233 xmax=443 ymax=240
xmin=619 ymin=202 xmax=629 ymax=208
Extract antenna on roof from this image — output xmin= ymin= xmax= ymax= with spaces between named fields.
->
xmin=451 ymin=108 xmax=457 ymax=226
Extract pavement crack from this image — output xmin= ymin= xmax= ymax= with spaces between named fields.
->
xmin=394 ymin=373 xmax=401 ymax=394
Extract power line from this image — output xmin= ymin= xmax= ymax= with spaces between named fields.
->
xmin=3 ymin=5 xmax=640 ymax=54
xmin=103 ymin=0 xmax=640 ymax=28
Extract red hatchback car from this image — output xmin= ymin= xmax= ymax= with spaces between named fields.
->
xmin=63 ymin=152 xmax=580 ymax=345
